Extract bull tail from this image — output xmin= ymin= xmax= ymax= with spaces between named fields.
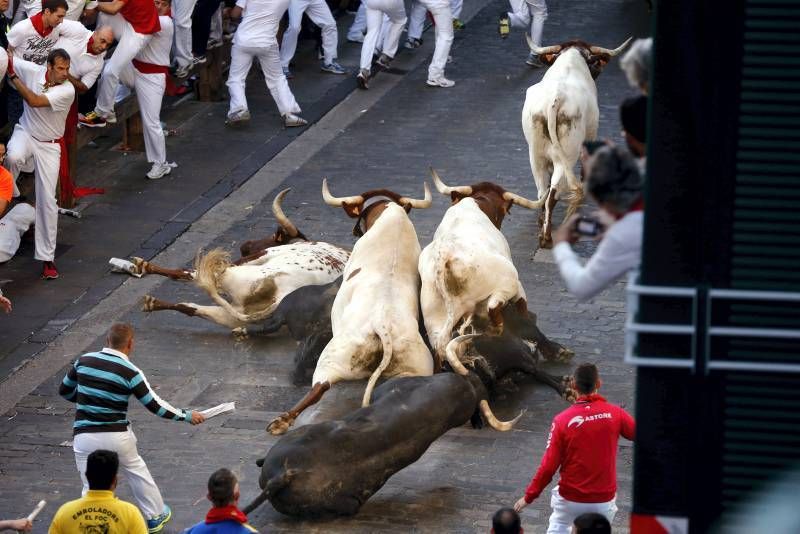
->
xmin=241 ymin=488 xmax=270 ymax=515
xmin=546 ymin=94 xmax=571 ymax=193
xmin=362 ymin=324 xmax=393 ymax=407
xmin=193 ymin=249 xmax=277 ymax=324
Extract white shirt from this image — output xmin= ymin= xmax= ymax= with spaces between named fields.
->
xmin=0 ymin=203 xmax=35 ymax=260
xmin=56 ymin=29 xmax=105 ymax=89
xmin=15 ymin=58 xmax=75 ymax=140
xmin=233 ymin=0 xmax=289 ymax=48
xmin=8 ymin=18 xmax=87 ymax=65
xmin=135 ymin=15 xmax=173 ymax=67
xmin=553 ymin=210 xmax=643 ymax=301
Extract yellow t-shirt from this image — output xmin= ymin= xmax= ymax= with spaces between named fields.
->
xmin=49 ymin=490 xmax=147 ymax=534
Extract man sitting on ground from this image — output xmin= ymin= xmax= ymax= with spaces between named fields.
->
xmin=184 ymin=468 xmax=258 ymax=533
xmin=49 ymin=449 xmax=147 ymax=533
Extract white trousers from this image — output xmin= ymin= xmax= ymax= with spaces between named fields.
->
xmin=73 ymin=428 xmax=165 ymax=520
xmin=347 ymin=2 xmax=367 ymax=38
xmin=5 ymin=126 xmax=60 ymax=262
xmin=450 ymin=0 xmax=462 ymax=19
xmin=280 ymin=0 xmax=338 ymax=67
xmin=173 ymin=0 xmax=198 ymax=69
xmin=96 ymin=14 xmax=153 ymax=115
xmin=119 ymin=67 xmax=167 ymax=164
xmin=210 ymin=5 xmax=223 ymax=41
xmin=546 ymin=486 xmax=618 ymax=534
xmin=508 ymin=0 xmax=547 ymax=47
xmin=228 ymin=45 xmax=301 ymax=117
xmin=409 ymin=0 xmax=452 ymax=79
xmin=360 ymin=0 xmax=406 ymax=70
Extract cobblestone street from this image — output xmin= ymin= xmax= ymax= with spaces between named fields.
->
xmin=0 ymin=0 xmax=649 ymax=531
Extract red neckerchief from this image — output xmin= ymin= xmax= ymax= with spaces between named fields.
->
xmin=30 ymin=13 xmax=53 ymax=38
xmin=205 ymin=505 xmax=248 ymax=525
xmin=575 ymin=393 xmax=606 ymax=404
xmin=614 ymin=196 xmax=644 ymax=221
xmin=86 ymin=36 xmax=95 ymax=54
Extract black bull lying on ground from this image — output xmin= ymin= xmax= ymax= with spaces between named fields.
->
xmin=243 ymin=330 xmax=574 ymax=517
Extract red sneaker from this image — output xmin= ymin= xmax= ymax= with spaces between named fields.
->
xmin=42 ymin=261 xmax=59 ymax=279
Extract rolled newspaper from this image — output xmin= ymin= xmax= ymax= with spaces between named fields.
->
xmin=27 ymin=500 xmax=46 ymax=521
xmin=109 ymin=258 xmax=142 ymax=277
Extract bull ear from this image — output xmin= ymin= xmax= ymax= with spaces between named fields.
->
xmin=274 ymin=231 xmax=284 ymax=243
xmin=343 ymin=204 xmax=361 ymax=218
xmin=543 ymin=53 xmax=557 ymax=65
xmin=450 ymin=191 xmax=464 ymax=204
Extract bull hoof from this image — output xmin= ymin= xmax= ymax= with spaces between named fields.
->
xmin=561 ymin=376 xmax=578 ymax=402
xmin=130 ymin=257 xmax=148 ymax=275
xmin=267 ymin=414 xmax=294 ymax=435
xmin=232 ymin=327 xmax=249 ymax=339
xmin=141 ymin=295 xmax=157 ymax=312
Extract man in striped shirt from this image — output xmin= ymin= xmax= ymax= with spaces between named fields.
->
xmin=59 ymin=323 xmax=205 ymax=533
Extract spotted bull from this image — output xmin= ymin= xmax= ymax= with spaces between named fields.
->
xmin=137 ymin=189 xmax=350 ymax=331
xmin=521 ymin=37 xmax=631 ymax=248
xmin=266 ymin=181 xmax=434 ymax=435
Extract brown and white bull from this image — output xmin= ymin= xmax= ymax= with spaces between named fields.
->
xmin=521 ymin=37 xmax=631 ymax=248
xmin=139 ymin=189 xmax=350 ymax=331
xmin=419 ymin=169 xmax=540 ymax=369
xmin=267 ymin=181 xmax=434 ymax=435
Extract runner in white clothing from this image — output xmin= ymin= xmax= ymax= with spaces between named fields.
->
xmin=117 ymin=0 xmax=176 ymax=179
xmin=405 ymin=0 xmax=455 ymax=87
xmin=356 ymin=0 xmax=406 ymax=90
xmin=279 ymin=0 xmax=346 ymax=77
xmin=81 ymin=0 xmax=162 ymax=126
xmin=225 ymin=0 xmax=307 ymax=128
xmin=0 ymin=203 xmax=36 ymax=263
xmin=7 ymin=0 xmax=84 ymax=65
xmin=498 ymin=0 xmax=548 ymax=67
xmin=4 ymin=50 xmax=75 ymax=280
xmin=21 ymin=0 xmax=87 ymax=21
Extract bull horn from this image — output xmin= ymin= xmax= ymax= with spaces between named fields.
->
xmin=322 ymin=178 xmax=364 ymax=207
xmin=272 ymin=188 xmax=299 ymax=237
xmin=479 ymin=400 xmax=525 ymax=432
xmin=590 ymin=36 xmax=633 ymax=57
xmin=445 ymin=334 xmax=480 ymax=376
xmin=430 ymin=168 xmax=473 ymax=197
xmin=399 ymin=182 xmax=433 ymax=209
xmin=503 ymin=190 xmax=542 ymax=210
xmin=526 ymin=34 xmax=561 ymax=55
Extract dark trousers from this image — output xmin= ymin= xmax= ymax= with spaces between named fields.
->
xmin=191 ymin=0 xmax=221 ymax=57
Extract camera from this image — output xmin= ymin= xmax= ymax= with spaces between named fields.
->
xmin=574 ymin=216 xmax=604 ymax=237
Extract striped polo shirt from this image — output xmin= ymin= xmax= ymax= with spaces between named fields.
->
xmin=59 ymin=347 xmax=189 ymax=435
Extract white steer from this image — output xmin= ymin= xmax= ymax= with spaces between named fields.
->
xmin=521 ymin=37 xmax=631 ymax=248
xmin=419 ymin=169 xmax=539 ymax=369
xmin=267 ymin=181 xmax=434 ymax=435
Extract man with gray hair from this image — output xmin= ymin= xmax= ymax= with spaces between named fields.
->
xmin=619 ymin=37 xmax=652 ymax=95
xmin=552 ymin=145 xmax=644 ymax=301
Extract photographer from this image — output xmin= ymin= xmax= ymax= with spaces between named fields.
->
xmin=553 ymin=145 xmax=644 ymax=301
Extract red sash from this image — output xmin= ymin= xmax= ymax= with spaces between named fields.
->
xmin=58 ymin=103 xmax=105 ymax=204
xmin=133 ymin=59 xmax=169 ymax=75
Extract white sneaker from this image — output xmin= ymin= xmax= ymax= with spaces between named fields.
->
xmin=146 ymin=162 xmax=172 ymax=180
xmin=225 ymin=109 xmax=251 ymax=125
xmin=103 ymin=110 xmax=118 ymax=124
xmin=426 ymin=76 xmax=455 ymax=88
xmin=347 ymin=33 xmax=364 ymax=43
xmin=282 ymin=113 xmax=308 ymax=127
xmin=174 ymin=64 xmax=192 ymax=78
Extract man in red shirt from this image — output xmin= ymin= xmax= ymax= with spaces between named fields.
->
xmin=513 ymin=363 xmax=635 ymax=533
xmin=81 ymin=0 xmax=161 ymax=126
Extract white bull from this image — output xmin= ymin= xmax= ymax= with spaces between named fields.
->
xmin=419 ymin=169 xmax=539 ymax=369
xmin=521 ymin=37 xmax=631 ymax=248
xmin=267 ymin=181 xmax=433 ymax=435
